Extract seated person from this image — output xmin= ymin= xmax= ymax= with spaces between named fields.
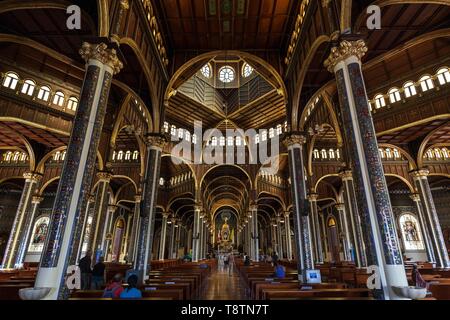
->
xmin=120 ymin=275 xmax=142 ymax=299
xmin=411 ymin=264 xmax=427 ymax=289
xmin=244 ymin=254 xmax=251 ymax=266
xmin=103 ymin=273 xmax=124 ymax=298
xmin=273 ymin=261 xmax=286 ymax=278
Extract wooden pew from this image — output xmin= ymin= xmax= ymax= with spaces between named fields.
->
xmin=262 ymin=288 xmax=372 ymax=300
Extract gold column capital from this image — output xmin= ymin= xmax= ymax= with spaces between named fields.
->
xmin=146 ymin=134 xmax=167 ymax=149
xmin=284 ymin=133 xmax=307 ymax=148
xmin=335 ymin=203 xmax=345 ymax=211
xmin=23 ymin=172 xmax=42 ymax=183
xmin=79 ymin=42 xmax=123 ymax=75
xmin=32 ymin=196 xmax=44 ymax=204
xmin=410 ymin=169 xmax=430 ymax=179
xmin=324 ymin=40 xmax=368 ymax=73
xmin=120 ymin=0 xmax=130 ymax=10
xmin=308 ymin=193 xmax=319 ymax=201
xmin=96 ymin=171 xmax=113 ymax=182
xmin=339 ymin=170 xmax=353 ymax=181
xmin=409 ymin=193 xmax=421 ymax=202
xmin=134 ymin=195 xmax=142 ymax=203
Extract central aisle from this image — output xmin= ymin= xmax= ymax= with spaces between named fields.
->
xmin=202 ymin=264 xmax=247 ymax=300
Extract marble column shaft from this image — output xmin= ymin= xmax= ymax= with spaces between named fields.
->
xmin=410 ymin=193 xmax=435 ymax=263
xmin=308 ymin=194 xmax=324 ymax=263
xmin=192 ymin=206 xmax=201 ymax=262
xmin=251 ymin=206 xmax=259 ymax=262
xmin=325 ymin=39 xmax=408 ymax=299
xmin=158 ymin=213 xmax=169 ymax=260
xmin=411 ymin=170 xmax=450 ymax=268
xmin=34 ymin=42 xmax=123 ymax=300
xmin=284 ymin=212 xmax=293 ymax=261
xmin=134 ymin=135 xmax=164 ymax=282
xmin=335 ymin=203 xmax=351 ymax=261
xmin=285 ymin=134 xmax=314 ymax=282
xmin=127 ymin=195 xmax=141 ymax=263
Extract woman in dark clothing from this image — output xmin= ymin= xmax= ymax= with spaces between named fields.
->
xmin=91 ymin=256 xmax=106 ymax=289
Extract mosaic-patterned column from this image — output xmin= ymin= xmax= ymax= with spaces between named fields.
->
xmin=76 ymin=194 xmax=95 ymax=261
xmin=411 ymin=169 xmax=450 ymax=268
xmin=335 ymin=203 xmax=351 ymax=261
xmin=308 ymin=193 xmax=324 ymax=264
xmin=250 ymin=205 xmax=259 ymax=262
xmin=410 ymin=193 xmax=435 ymax=263
xmin=285 ymin=134 xmax=314 ymax=282
xmin=15 ymin=195 xmax=44 ymax=268
xmin=192 ymin=205 xmax=201 ymax=262
xmin=325 ymin=39 xmax=408 ymax=299
xmin=127 ymin=195 xmax=141 ymax=263
xmin=1 ymin=172 xmax=42 ymax=269
xmin=284 ymin=211 xmax=293 ymax=261
xmin=89 ymin=171 xmax=112 ymax=260
xmin=340 ymin=170 xmax=367 ymax=267
xmin=134 ymin=135 xmax=164 ymax=282
xmin=34 ymin=43 xmax=122 ymax=299
xmin=158 ymin=212 xmax=169 ymax=260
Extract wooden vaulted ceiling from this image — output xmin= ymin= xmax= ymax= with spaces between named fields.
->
xmin=154 ymin=0 xmax=297 ymax=52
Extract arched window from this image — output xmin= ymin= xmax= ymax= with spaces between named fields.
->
xmin=434 ymin=148 xmax=442 ymax=159
xmin=21 ymin=79 xmax=36 ymax=96
xmin=393 ymin=148 xmax=401 ymax=159
xmin=185 ymin=131 xmax=191 ymax=142
xmin=219 ymin=136 xmax=225 ymax=146
xmin=219 ymin=66 xmax=235 ymax=83
xmin=170 ymin=125 xmax=177 ymax=136
xmin=379 ymin=148 xmax=385 ymax=159
xmin=163 ymin=122 xmax=169 ymax=133
xmin=399 ymin=213 xmax=425 ymax=250
xmin=125 ymin=151 xmax=131 ymax=161
xmin=235 ymin=136 xmax=242 ymax=146
xmin=67 ymin=97 xmax=79 ymax=110
xmin=5 ymin=151 xmax=12 ymax=162
xmin=132 ymin=151 xmax=139 ymax=160
xmin=336 ymin=149 xmax=341 ymax=159
xmin=61 ymin=151 xmax=66 ymax=161
xmin=37 ymin=86 xmax=51 ymax=101
xmin=13 ymin=152 xmax=20 ymax=162
xmin=385 ymin=148 xmax=392 ymax=159
xmin=403 ymin=81 xmax=417 ymax=98
xmin=112 ymin=151 xmax=117 ymax=161
xmin=2 ymin=72 xmax=19 ymax=89
xmin=211 ymin=136 xmax=217 ymax=146
xmin=442 ymin=148 xmax=449 ymax=159
xmin=117 ymin=151 xmax=124 ymax=161
xmin=374 ymin=94 xmax=386 ymax=109
xmin=20 ymin=153 xmax=27 ymax=162
xmin=284 ymin=121 xmax=288 ymax=132
xmin=437 ymin=67 xmax=450 ymax=85
xmin=329 ymin=149 xmax=335 ymax=159
xmin=242 ymin=62 xmax=254 ymax=77
xmin=53 ymin=91 xmax=65 ymax=106
xmin=321 ymin=149 xmax=327 ymax=159
xmin=192 ymin=134 xmax=197 ymax=145
xmin=201 ymin=64 xmax=212 ymax=78
xmin=313 ymin=149 xmax=320 ymax=159
xmin=388 ymin=88 xmax=401 ymax=103
xmin=159 ymin=177 xmax=165 ymax=186
xmin=54 ymin=151 xmax=61 ymax=161
xmin=227 ymin=136 xmax=234 ymax=146
xmin=419 ymin=75 xmax=434 ymax=92
xmin=268 ymin=128 xmax=275 ymax=139
xmin=255 ymin=134 xmax=260 ymax=144
xmin=261 ymin=130 xmax=267 ymax=142
xmin=276 ymin=124 xmax=282 ymax=135
xmin=426 ymin=149 xmax=434 ymax=159
xmin=28 ymin=216 xmax=50 ymax=253
xmin=178 ymin=128 xmax=184 ymax=139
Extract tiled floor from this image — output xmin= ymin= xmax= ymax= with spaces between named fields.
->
xmin=202 ymin=265 xmax=247 ymax=300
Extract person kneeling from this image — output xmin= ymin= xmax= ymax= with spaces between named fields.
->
xmin=273 ymin=262 xmax=286 ymax=279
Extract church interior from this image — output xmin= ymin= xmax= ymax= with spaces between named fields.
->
xmin=0 ymin=0 xmax=450 ymax=301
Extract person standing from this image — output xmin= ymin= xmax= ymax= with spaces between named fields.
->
xmin=91 ymin=256 xmax=106 ymax=289
xmin=228 ymin=253 xmax=235 ymax=276
xmin=79 ymin=250 xmax=92 ymax=290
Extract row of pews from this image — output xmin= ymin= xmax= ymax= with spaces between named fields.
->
xmin=70 ymin=259 xmax=217 ymax=300
xmin=236 ymin=260 xmax=374 ymax=300
xmin=0 ymin=268 xmax=37 ymax=300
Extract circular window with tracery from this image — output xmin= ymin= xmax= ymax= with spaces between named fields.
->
xmin=219 ymin=66 xmax=235 ymax=83
xmin=201 ymin=64 xmax=211 ymax=78
xmin=242 ymin=63 xmax=254 ymax=77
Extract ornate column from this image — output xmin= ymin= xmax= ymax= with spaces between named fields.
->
xmin=276 ymin=214 xmax=284 ymax=259
xmin=175 ymin=222 xmax=181 ymax=259
xmin=320 ymin=212 xmax=329 ymax=261
xmin=111 ymin=0 xmax=130 ymax=44
xmin=89 ymin=171 xmax=112 ymax=260
xmin=15 ymin=195 xmax=44 ymax=268
xmin=340 ymin=170 xmax=367 ymax=267
xmin=169 ymin=217 xmax=177 ymax=259
xmin=411 ymin=169 xmax=449 ymax=268
xmin=127 ymin=195 xmax=141 ymax=263
xmin=122 ymin=213 xmax=133 ymax=262
xmin=250 ymin=205 xmax=259 ymax=262
xmin=271 ymin=219 xmax=277 ymax=254
xmin=285 ymin=134 xmax=314 ymax=282
xmin=335 ymin=203 xmax=351 ymax=261
xmin=2 ymin=172 xmax=42 ymax=269
xmin=134 ymin=134 xmax=165 ymax=282
xmin=325 ymin=39 xmax=408 ymax=299
xmin=102 ymin=205 xmax=117 ymax=260
xmin=409 ymin=193 xmax=435 ymax=263
xmin=158 ymin=212 xmax=169 ymax=260
xmin=192 ymin=205 xmax=201 ymax=262
xmin=308 ymin=193 xmax=323 ymax=264
xmin=33 ymin=43 xmax=122 ymax=299
xmin=199 ymin=212 xmax=205 ymax=260
xmin=284 ymin=211 xmax=293 ymax=261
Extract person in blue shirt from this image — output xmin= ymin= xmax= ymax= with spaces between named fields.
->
xmin=273 ymin=261 xmax=286 ymax=278
xmin=120 ymin=274 xmax=142 ymax=299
